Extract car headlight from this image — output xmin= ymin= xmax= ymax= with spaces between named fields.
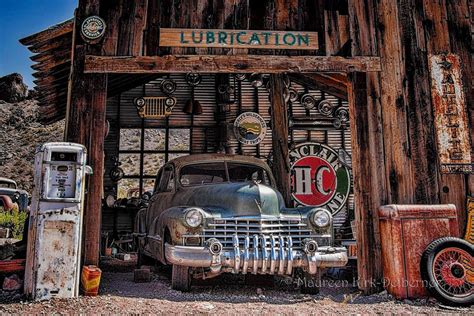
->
xmin=184 ymin=208 xmax=203 ymax=228
xmin=310 ymin=209 xmax=331 ymax=228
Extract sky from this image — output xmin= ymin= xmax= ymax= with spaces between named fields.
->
xmin=0 ymin=0 xmax=78 ymax=88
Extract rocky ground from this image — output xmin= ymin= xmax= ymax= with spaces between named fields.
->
xmin=0 ymin=258 xmax=471 ymax=314
xmin=0 ymin=99 xmax=64 ymax=192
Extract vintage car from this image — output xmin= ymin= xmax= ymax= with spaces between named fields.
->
xmin=135 ymin=154 xmax=348 ymax=292
xmin=0 ymin=177 xmax=29 ymax=211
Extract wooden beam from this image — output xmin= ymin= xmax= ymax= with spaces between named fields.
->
xmin=20 ymin=19 xmax=74 ymax=46
xmin=84 ymin=55 xmax=382 ymax=74
xmin=348 ymin=72 xmax=386 ymax=294
xmin=289 ymin=73 xmax=348 ymax=100
xmin=349 ymin=0 xmax=386 ymax=295
xmin=269 ymin=74 xmax=292 ymax=207
xmin=66 ymin=0 xmax=105 ymax=267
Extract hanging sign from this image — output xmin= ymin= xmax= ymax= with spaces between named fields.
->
xmin=234 ymin=112 xmax=267 ymax=145
xmin=159 ymin=28 xmax=319 ymax=50
xmin=429 ymin=54 xmax=473 ymax=174
xmin=290 ymin=143 xmax=351 ymax=215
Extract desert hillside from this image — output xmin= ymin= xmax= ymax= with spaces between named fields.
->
xmin=0 ymin=74 xmax=65 ymax=193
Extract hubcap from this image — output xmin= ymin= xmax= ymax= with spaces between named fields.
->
xmin=432 ymin=247 xmax=473 ymax=298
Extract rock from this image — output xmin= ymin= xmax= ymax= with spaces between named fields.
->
xmin=2 ymin=274 xmax=23 ymax=291
xmin=0 ymin=74 xmax=28 ymax=103
xmin=134 ymin=268 xmax=151 ymax=283
xmin=256 ymin=288 xmax=263 ymax=295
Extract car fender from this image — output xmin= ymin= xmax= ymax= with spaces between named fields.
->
xmin=0 ymin=195 xmax=15 ymax=211
xmin=147 ymin=206 xmax=188 ymax=263
xmin=134 ymin=207 xmax=148 ymax=235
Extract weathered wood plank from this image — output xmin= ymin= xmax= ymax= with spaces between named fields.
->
xmin=349 ymin=0 xmax=386 ymax=294
xmin=20 ymin=19 xmax=73 ymax=46
xmin=400 ymin=0 xmax=440 ymax=205
xmin=374 ymin=0 xmax=416 ymax=204
xmin=269 ymin=74 xmax=292 ymax=206
xmin=84 ymin=55 xmax=382 ymax=73
xmin=116 ymin=0 xmax=147 ymax=56
xmin=422 ymin=0 xmax=468 ymax=231
xmin=29 ymin=33 xmax=72 ymax=54
xmin=66 ymin=0 xmax=107 ymax=266
xmin=100 ymin=0 xmax=123 ymax=56
xmin=446 ymin=0 xmax=474 ymax=204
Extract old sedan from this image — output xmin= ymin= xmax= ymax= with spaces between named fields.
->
xmin=135 ymin=154 xmax=347 ymax=292
xmin=0 ymin=177 xmax=29 ymax=211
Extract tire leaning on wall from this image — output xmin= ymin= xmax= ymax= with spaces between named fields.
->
xmin=420 ymin=237 xmax=474 ymax=307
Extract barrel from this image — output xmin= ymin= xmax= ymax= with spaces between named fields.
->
xmin=81 ymin=265 xmax=102 ymax=296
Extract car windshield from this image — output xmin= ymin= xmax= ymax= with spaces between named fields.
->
xmin=180 ymin=163 xmax=227 ymax=186
xmin=227 ymin=163 xmax=271 ymax=186
xmin=0 ymin=181 xmax=16 ymax=189
xmin=180 ymin=162 xmax=271 ymax=187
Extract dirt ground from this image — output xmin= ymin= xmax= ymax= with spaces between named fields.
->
xmin=0 ymin=258 xmax=472 ymax=315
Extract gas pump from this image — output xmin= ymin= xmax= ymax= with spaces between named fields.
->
xmin=24 ymin=143 xmax=92 ymax=300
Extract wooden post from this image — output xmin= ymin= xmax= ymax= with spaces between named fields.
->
xmin=347 ymin=72 xmax=386 ymax=293
xmin=65 ymin=0 xmax=107 ymax=266
xmin=348 ymin=1 xmax=386 ymax=294
xmin=269 ymin=74 xmax=292 ymax=207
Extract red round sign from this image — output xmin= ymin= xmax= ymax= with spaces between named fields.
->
xmin=291 ymin=156 xmax=337 ymax=206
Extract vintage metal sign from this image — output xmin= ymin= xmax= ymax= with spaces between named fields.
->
xmin=159 ymin=28 xmax=319 ymax=50
xmin=234 ymin=112 xmax=267 ymax=145
xmin=429 ymin=54 xmax=473 ymax=174
xmin=290 ymin=143 xmax=351 ymax=214
xmin=81 ymin=16 xmax=106 ymax=41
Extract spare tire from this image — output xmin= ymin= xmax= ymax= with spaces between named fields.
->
xmin=420 ymin=237 xmax=473 ymax=306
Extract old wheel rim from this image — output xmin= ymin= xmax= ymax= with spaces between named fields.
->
xmin=432 ymin=247 xmax=473 ymax=298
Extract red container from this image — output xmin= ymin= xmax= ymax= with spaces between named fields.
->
xmin=378 ymin=204 xmax=459 ymax=299
xmin=81 ymin=265 xmax=102 ymax=296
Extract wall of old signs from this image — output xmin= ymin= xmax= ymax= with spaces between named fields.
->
xmin=102 ymin=74 xmax=354 ymax=240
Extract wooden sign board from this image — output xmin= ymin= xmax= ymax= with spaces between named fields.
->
xmin=159 ymin=28 xmax=319 ymax=50
xmin=429 ymin=54 xmax=473 ymax=174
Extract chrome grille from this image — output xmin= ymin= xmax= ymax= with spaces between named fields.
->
xmin=202 ymin=218 xmax=325 ymax=249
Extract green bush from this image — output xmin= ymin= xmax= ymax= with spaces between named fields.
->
xmin=0 ymin=206 xmax=28 ymax=240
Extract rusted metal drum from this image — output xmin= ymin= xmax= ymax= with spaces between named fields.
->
xmin=378 ymin=204 xmax=459 ymax=299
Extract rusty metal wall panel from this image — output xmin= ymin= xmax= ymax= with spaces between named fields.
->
xmin=193 ymin=75 xmax=217 ymax=127
xmin=429 ymin=54 xmax=473 ymax=173
xmin=104 ymin=95 xmax=120 ymax=194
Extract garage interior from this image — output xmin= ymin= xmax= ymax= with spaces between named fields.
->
xmin=101 ymin=73 xmax=354 ymax=246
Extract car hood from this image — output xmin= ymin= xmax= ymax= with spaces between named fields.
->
xmin=179 ymin=182 xmax=284 ymax=217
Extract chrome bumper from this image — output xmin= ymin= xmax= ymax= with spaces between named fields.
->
xmin=165 ymin=236 xmax=348 ymax=275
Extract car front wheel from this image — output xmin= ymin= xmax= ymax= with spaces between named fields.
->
xmin=171 ymin=265 xmax=191 ymax=292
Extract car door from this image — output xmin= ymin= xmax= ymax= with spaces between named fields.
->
xmin=147 ymin=164 xmax=176 ymax=256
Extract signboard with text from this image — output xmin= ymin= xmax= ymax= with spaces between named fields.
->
xmin=159 ymin=28 xmax=319 ymax=50
xmin=290 ymin=143 xmax=351 ymax=215
xmin=429 ymin=54 xmax=473 ymax=174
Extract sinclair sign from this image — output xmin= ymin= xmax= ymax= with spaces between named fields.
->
xmin=290 ymin=143 xmax=351 ymax=215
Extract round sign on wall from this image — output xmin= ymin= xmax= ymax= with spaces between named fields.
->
xmin=290 ymin=142 xmax=351 ymax=215
xmin=234 ymin=112 xmax=267 ymax=145
xmin=81 ymin=16 xmax=106 ymax=41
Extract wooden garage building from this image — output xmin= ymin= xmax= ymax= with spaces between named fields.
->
xmin=20 ymin=0 xmax=473 ymax=293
